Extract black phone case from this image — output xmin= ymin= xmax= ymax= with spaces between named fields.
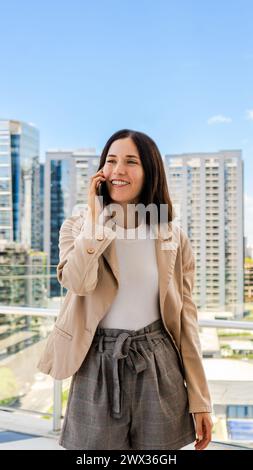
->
xmin=98 ymin=181 xmax=106 ymax=197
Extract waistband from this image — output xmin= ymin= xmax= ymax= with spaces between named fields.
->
xmin=95 ymin=318 xmax=165 ymax=338
xmin=93 ymin=318 xmax=167 ymax=419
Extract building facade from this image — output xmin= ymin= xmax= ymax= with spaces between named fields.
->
xmin=0 ymin=119 xmax=40 ymax=250
xmin=44 ymin=149 xmax=100 ymax=297
xmin=164 ymin=150 xmax=244 ymax=317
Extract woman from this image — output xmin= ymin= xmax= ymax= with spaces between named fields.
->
xmin=37 ymin=129 xmax=213 ymax=450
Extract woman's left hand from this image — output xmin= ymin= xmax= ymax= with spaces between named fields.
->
xmin=193 ymin=412 xmax=213 ymax=450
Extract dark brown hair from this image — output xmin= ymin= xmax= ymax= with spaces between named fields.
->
xmin=97 ymin=129 xmax=175 ymax=224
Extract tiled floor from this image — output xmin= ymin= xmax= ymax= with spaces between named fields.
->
xmin=0 ymin=430 xmax=39 ymax=443
xmin=0 ymin=411 xmax=63 ymax=450
xmin=0 ymin=433 xmax=63 ymax=450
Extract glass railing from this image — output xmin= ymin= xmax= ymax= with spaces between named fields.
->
xmin=0 ymin=308 xmax=55 ymax=413
xmin=0 ymin=265 xmax=253 ymax=448
xmin=198 ymin=318 xmax=253 ymax=449
xmin=0 ymin=264 xmax=67 ymax=432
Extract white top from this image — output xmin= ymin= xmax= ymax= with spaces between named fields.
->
xmin=98 ymin=221 xmax=161 ymax=330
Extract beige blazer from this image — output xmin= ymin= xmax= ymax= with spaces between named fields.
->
xmin=37 ymin=211 xmax=212 ymax=414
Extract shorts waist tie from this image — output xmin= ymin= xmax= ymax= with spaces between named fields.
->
xmin=97 ymin=329 xmax=165 ymax=418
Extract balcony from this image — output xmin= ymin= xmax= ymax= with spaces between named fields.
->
xmin=0 ymin=266 xmax=253 ymax=450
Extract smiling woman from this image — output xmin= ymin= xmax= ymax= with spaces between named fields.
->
xmin=38 ymin=128 xmax=213 ymax=451
xmin=94 ymin=128 xmax=175 ymax=226
xmin=102 ymin=138 xmax=145 ymax=217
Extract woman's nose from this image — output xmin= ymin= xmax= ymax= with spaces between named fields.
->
xmin=114 ymin=163 xmax=126 ymax=173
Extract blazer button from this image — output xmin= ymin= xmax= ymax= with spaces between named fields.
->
xmin=87 ymin=248 xmax=95 ymax=254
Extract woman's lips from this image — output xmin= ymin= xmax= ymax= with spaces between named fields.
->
xmin=111 ymin=182 xmax=130 ymax=188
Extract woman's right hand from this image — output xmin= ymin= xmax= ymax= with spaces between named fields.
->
xmin=87 ymin=168 xmax=106 ymax=225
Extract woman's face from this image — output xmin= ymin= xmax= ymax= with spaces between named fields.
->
xmin=103 ymin=137 xmax=145 ymax=205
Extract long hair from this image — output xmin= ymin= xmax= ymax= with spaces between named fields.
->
xmin=97 ymin=129 xmax=175 ymax=224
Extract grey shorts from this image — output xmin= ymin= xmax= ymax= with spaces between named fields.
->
xmin=59 ymin=318 xmax=196 ymax=450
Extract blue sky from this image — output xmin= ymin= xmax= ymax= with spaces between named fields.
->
xmin=1 ymin=0 xmax=253 ymax=243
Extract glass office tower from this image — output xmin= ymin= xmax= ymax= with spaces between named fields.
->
xmin=0 ymin=119 xmax=40 ymax=249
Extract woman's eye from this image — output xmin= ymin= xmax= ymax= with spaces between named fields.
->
xmin=106 ymin=160 xmax=137 ymax=164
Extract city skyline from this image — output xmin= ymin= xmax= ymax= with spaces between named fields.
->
xmin=1 ymin=0 xmax=252 ymax=242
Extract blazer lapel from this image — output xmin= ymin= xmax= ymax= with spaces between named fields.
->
xmin=155 ymin=222 xmax=178 ymax=319
xmin=102 ymin=238 xmax=120 ymax=285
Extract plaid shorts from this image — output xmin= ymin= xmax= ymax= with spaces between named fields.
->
xmin=59 ymin=318 xmax=196 ymax=450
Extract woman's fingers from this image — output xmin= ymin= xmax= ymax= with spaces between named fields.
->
xmin=194 ymin=416 xmax=213 ymax=450
xmin=87 ymin=168 xmax=107 ymax=224
xmin=91 ymin=168 xmax=104 ymax=180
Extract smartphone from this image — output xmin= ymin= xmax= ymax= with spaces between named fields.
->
xmin=98 ymin=180 xmax=107 ymax=197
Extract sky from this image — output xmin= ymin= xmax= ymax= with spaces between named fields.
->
xmin=1 ymin=0 xmax=253 ymax=243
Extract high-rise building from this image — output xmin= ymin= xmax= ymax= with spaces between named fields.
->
xmin=0 ymin=239 xmax=48 ymax=307
xmin=0 ymin=119 xmax=41 ymax=249
xmin=39 ymin=163 xmax=44 ymax=252
xmin=44 ymin=149 xmax=100 ymax=297
xmin=244 ymin=259 xmax=253 ymax=303
xmin=164 ymin=150 xmax=244 ymax=318
xmin=0 ymin=240 xmax=27 ymax=305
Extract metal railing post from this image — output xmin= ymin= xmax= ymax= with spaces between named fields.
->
xmin=53 ymin=379 xmax=62 ymax=432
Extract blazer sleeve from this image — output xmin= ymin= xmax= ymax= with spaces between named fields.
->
xmin=179 ymin=229 xmax=213 ymax=414
xmin=56 ymin=208 xmax=117 ymax=296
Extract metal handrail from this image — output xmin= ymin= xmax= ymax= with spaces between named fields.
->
xmin=199 ymin=319 xmax=253 ymax=330
xmin=1 ymin=305 xmax=253 ymax=329
xmin=0 ymin=305 xmax=58 ymax=317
